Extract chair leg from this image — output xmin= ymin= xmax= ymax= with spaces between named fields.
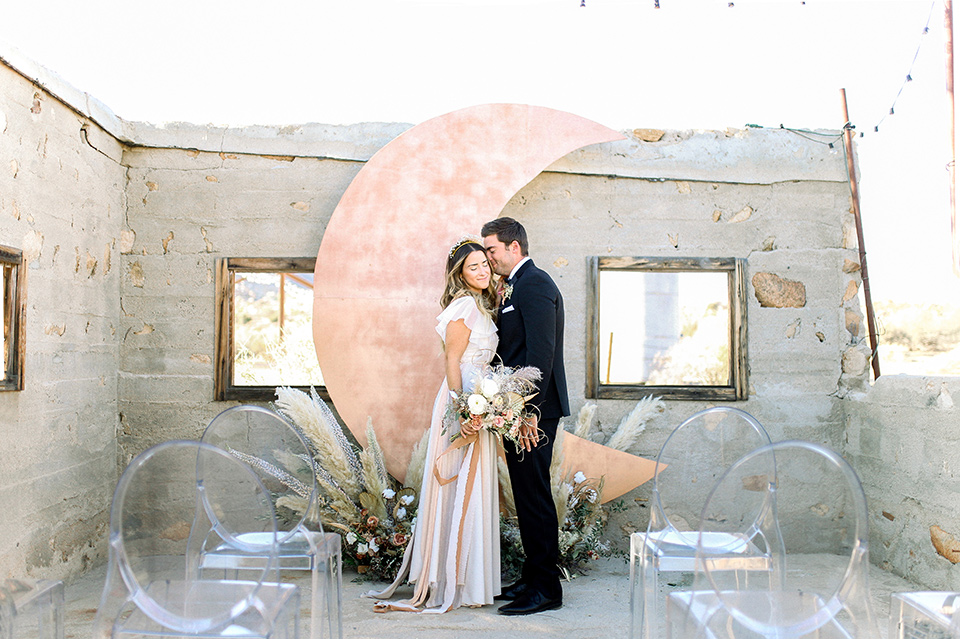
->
xmin=311 ymin=533 xmax=342 ymax=639
xmin=645 ymin=563 xmax=659 ymax=639
xmin=630 ymin=534 xmax=644 ymax=639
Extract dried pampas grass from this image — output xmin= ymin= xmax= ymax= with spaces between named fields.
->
xmin=404 ymin=428 xmax=430 ymax=497
xmin=359 ymin=418 xmax=389 ymax=505
xmin=605 ymin=395 xmax=665 ymax=453
xmin=274 ymin=386 xmax=363 ymax=498
xmin=572 ymin=402 xmax=598 ymax=439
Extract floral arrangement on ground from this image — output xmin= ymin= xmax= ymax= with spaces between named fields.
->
xmin=271 ymin=386 xmax=427 ymax=581
xmin=500 ymin=396 xmax=664 ymax=580
xmin=499 ymin=466 xmax=608 ymax=582
xmin=269 ymin=387 xmax=663 ymax=583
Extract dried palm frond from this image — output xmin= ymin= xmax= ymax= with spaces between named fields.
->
xmin=404 ymin=428 xmax=430 ymax=497
xmin=605 ymin=395 xmax=665 ymax=453
xmin=274 ymin=386 xmax=362 ymax=498
xmin=572 ymin=402 xmax=598 ymax=439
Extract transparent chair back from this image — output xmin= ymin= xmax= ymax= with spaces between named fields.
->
xmin=891 ymin=592 xmax=960 ymax=639
xmin=0 ymin=579 xmax=64 ymax=639
xmin=93 ymin=440 xmax=300 ymax=639
xmin=631 ymin=407 xmax=774 ymax=639
xmin=667 ymin=440 xmax=879 ymax=639
xmin=202 ymin=405 xmax=342 ymax=639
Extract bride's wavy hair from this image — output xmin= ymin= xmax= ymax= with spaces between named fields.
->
xmin=440 ymin=241 xmax=498 ymax=317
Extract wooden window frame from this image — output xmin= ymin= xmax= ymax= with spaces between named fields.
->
xmin=585 ymin=256 xmax=748 ymax=401
xmin=214 ymin=257 xmax=328 ymax=402
xmin=0 ymin=245 xmax=26 ymax=392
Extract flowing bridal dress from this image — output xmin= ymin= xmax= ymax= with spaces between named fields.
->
xmin=369 ymin=295 xmax=501 ymax=612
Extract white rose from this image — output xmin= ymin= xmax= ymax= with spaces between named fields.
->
xmin=369 ymin=540 xmax=380 ymax=553
xmin=467 ymin=393 xmax=488 ymax=415
xmin=382 ymin=488 xmax=396 ymax=499
xmin=345 ymin=532 xmax=358 ymax=545
xmin=396 ymin=507 xmax=407 ymax=520
xmin=574 ymin=471 xmax=586 ymax=484
xmin=401 ymin=494 xmax=415 ymax=506
xmin=480 ymin=378 xmax=500 ymax=399
xmin=357 ymin=542 xmax=369 ymax=554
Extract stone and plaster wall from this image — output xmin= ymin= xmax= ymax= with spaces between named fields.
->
xmin=844 ymin=377 xmax=960 ymax=590
xmin=2 ymin=51 xmax=956 ymax=592
xmin=113 ymin=121 xmax=869 ymax=559
xmin=0 ymin=58 xmax=124 ymax=580
xmin=117 ymin=145 xmax=367 ymax=462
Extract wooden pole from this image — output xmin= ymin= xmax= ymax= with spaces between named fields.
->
xmin=946 ymin=0 xmax=959 ymax=277
xmin=279 ymin=273 xmax=286 ymax=342
xmin=840 ymin=89 xmax=882 ymax=380
xmin=605 ymin=332 xmax=614 ymax=384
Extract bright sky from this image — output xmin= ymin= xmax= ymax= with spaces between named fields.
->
xmin=2 ymin=0 xmax=958 ymax=303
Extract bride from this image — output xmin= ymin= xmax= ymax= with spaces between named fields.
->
xmin=369 ymin=237 xmax=501 ymax=612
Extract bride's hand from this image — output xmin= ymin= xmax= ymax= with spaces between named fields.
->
xmin=519 ymin=414 xmax=539 ymax=452
xmin=460 ymin=416 xmax=480 ymax=437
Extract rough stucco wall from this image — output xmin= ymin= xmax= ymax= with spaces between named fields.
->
xmin=844 ymin=377 xmax=960 ymax=590
xmin=117 ymin=146 xmax=363 ymax=463
xmin=0 ymin=63 xmax=122 ymax=580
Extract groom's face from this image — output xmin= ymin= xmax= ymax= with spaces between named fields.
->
xmin=482 ymin=236 xmax=521 ymax=277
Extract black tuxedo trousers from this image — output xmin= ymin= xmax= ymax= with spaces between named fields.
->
xmin=505 ymin=417 xmax=562 ymax=599
xmin=496 ymin=260 xmax=568 ymax=599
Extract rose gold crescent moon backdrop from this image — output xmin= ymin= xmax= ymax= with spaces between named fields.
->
xmin=314 ymin=103 xmax=656 ymax=500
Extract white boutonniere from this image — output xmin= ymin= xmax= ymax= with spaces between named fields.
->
xmin=502 ymin=283 xmax=514 ymax=303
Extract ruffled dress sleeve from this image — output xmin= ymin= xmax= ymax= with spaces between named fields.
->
xmin=436 ymin=296 xmax=494 ymax=342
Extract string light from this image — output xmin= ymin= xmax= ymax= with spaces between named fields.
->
xmin=871 ymin=0 xmax=936 ymax=135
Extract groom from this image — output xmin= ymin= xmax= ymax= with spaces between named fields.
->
xmin=482 ymin=217 xmax=569 ymax=616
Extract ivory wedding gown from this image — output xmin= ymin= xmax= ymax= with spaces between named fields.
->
xmin=369 ymin=295 xmax=501 ymax=612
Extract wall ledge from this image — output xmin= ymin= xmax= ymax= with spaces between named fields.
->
xmin=0 ymin=41 xmax=849 ymax=184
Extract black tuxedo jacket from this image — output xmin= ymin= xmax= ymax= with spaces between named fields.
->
xmin=496 ymin=259 xmax=570 ymax=420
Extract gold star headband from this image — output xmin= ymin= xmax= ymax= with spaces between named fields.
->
xmin=448 ymin=234 xmax=482 ymax=258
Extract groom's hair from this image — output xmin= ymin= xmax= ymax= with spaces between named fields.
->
xmin=481 ymin=217 xmax=529 ymax=256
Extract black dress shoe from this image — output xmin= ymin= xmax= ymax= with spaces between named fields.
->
xmin=497 ymin=590 xmax=562 ymax=616
xmin=494 ymin=581 xmax=528 ymax=601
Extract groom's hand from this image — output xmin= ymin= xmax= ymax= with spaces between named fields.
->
xmin=520 ymin=414 xmax=539 ymax=452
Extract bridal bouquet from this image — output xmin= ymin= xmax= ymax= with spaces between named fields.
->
xmin=445 ymin=364 xmax=542 ymax=453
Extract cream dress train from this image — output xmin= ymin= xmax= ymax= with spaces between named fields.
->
xmin=367 ymin=295 xmax=501 ymax=613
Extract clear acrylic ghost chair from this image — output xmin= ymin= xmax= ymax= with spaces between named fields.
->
xmin=93 ymin=440 xmax=300 ymax=639
xmin=0 ymin=579 xmax=64 ymax=639
xmin=201 ymin=405 xmax=342 ymax=639
xmin=630 ymin=406 xmax=775 ymax=639
xmin=891 ymin=592 xmax=960 ymax=639
xmin=666 ymin=440 xmax=880 ymax=639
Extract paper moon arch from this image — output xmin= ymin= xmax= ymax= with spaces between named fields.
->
xmin=313 ymin=103 xmax=658 ymax=502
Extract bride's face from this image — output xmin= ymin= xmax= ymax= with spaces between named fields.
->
xmin=461 ymin=250 xmax=492 ymax=293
